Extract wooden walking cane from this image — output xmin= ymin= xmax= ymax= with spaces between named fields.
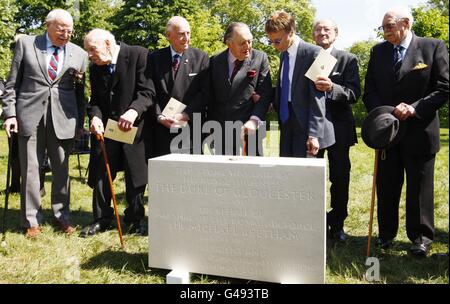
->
xmin=367 ymin=149 xmax=380 ymax=257
xmin=242 ymin=133 xmax=248 ymax=156
xmin=1 ymin=127 xmax=15 ymax=246
xmin=96 ymin=134 xmax=124 ymax=249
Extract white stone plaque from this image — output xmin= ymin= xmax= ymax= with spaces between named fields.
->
xmin=148 ymin=154 xmax=326 ymax=283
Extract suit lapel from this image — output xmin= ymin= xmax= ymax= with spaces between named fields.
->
xmin=230 ymin=55 xmax=251 ymax=93
xmin=172 ymin=48 xmax=190 ymax=96
xmin=291 ymin=40 xmax=308 ymax=99
xmin=34 ymin=35 xmax=51 ymax=84
xmin=398 ymin=35 xmax=420 ymax=81
xmin=216 ymin=50 xmax=231 ymax=91
xmin=111 ymin=43 xmax=128 ymax=89
xmin=54 ymin=42 xmax=73 ymax=83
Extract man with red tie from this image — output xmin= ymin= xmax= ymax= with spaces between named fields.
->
xmin=2 ymin=9 xmax=87 ymax=238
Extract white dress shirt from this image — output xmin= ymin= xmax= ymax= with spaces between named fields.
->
xmin=280 ymin=34 xmax=301 ymax=102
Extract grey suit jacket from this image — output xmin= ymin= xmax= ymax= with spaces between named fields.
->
xmin=274 ymin=38 xmax=335 ymax=149
xmin=2 ymin=34 xmax=88 ymax=139
xmin=207 ymin=49 xmax=272 ymax=123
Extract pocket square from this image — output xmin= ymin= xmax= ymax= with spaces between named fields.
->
xmin=413 ymin=63 xmax=428 ymax=70
xmin=188 ymin=73 xmax=198 ymax=76
xmin=331 ymin=71 xmax=340 ymax=76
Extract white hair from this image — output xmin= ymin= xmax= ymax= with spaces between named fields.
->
xmin=45 ymin=9 xmax=73 ymax=24
xmin=85 ymin=28 xmax=117 ymax=46
xmin=166 ymin=16 xmax=190 ymax=32
xmin=386 ymin=6 xmax=414 ymax=28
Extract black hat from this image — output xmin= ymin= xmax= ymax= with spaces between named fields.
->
xmin=361 ymin=106 xmax=407 ymax=149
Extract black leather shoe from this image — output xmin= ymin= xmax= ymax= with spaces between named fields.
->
xmin=331 ymin=229 xmax=347 ymax=242
xmin=410 ymin=242 xmax=430 ymax=257
xmin=79 ymin=221 xmax=111 ymax=237
xmin=126 ymin=221 xmax=147 ymax=236
xmin=377 ymin=238 xmax=394 ymax=249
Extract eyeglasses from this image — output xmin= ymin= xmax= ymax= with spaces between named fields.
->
xmin=378 ymin=18 xmax=404 ymax=31
xmin=56 ymin=28 xmax=74 ymax=35
xmin=268 ymin=38 xmax=282 ymax=45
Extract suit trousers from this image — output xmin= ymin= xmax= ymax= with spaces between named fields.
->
xmin=92 ymin=139 xmax=145 ymax=225
xmin=280 ymin=103 xmax=307 ymax=157
xmin=376 ymin=145 xmax=435 ymax=244
xmin=318 ymin=142 xmax=351 ymax=232
xmin=18 ymin=100 xmax=73 ymax=228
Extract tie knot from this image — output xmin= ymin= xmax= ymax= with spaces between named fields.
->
xmin=52 ymin=46 xmax=60 ymax=55
xmin=173 ymin=54 xmax=180 ymax=62
xmin=107 ymin=63 xmax=115 ymax=74
xmin=234 ymin=59 xmax=243 ymax=67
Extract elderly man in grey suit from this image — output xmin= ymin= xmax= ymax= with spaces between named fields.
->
xmin=207 ymin=22 xmax=273 ymax=156
xmin=2 ymin=9 xmax=88 ymax=238
xmin=265 ymin=11 xmax=334 ymax=157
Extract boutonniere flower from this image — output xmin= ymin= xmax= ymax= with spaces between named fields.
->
xmin=247 ymin=69 xmax=257 ymax=78
xmin=412 ymin=62 xmax=428 ymax=70
xmin=69 ymin=68 xmax=85 ymax=85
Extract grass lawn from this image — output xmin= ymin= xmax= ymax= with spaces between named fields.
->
xmin=0 ymin=128 xmax=448 ymax=284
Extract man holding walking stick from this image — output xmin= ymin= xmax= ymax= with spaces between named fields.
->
xmin=363 ymin=6 xmax=449 ymax=257
xmin=80 ymin=29 xmax=154 ymax=237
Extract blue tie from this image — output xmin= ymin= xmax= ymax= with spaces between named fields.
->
xmin=280 ymin=51 xmax=290 ymax=124
xmin=393 ymin=45 xmax=404 ymax=74
xmin=107 ymin=63 xmax=115 ymax=75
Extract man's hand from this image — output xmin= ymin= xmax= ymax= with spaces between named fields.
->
xmin=3 ymin=117 xmax=18 ymax=138
xmin=173 ymin=112 xmax=189 ymax=123
xmin=90 ymin=116 xmax=104 ymax=135
xmin=393 ymin=102 xmax=416 ymax=121
xmin=158 ymin=115 xmax=176 ymax=129
xmin=118 ymin=109 xmax=138 ymax=131
xmin=314 ymin=76 xmax=333 ymax=92
xmin=251 ymin=92 xmax=261 ymax=103
xmin=306 ymin=136 xmax=320 ymax=156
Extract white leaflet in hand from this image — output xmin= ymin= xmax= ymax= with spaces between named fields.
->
xmin=162 ymin=97 xmax=186 ymax=118
xmin=305 ymin=49 xmax=338 ymax=82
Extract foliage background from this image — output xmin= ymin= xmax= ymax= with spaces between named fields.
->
xmin=0 ymin=0 xmax=448 ymax=125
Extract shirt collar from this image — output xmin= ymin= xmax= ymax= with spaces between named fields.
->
xmin=170 ymin=45 xmax=183 ymax=58
xmin=228 ymin=50 xmax=238 ymax=64
xmin=46 ymin=33 xmax=65 ymax=50
xmin=110 ymin=44 xmax=120 ymax=65
xmin=324 ymin=44 xmax=334 ymax=54
xmin=399 ymin=30 xmax=413 ymax=50
xmin=287 ymin=34 xmax=300 ymax=57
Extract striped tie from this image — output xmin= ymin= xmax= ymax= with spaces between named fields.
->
xmin=48 ymin=46 xmax=60 ymax=81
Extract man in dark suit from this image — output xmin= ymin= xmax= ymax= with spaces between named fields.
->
xmin=80 ymin=29 xmax=154 ymax=237
xmin=2 ymin=9 xmax=87 ymax=238
xmin=313 ymin=19 xmax=361 ymax=242
xmin=363 ymin=7 xmax=449 ymax=256
xmin=265 ymin=11 xmax=335 ymax=158
xmin=148 ymin=16 xmax=209 ymax=156
xmin=207 ymin=22 xmax=272 ymax=156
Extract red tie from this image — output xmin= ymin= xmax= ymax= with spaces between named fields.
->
xmin=48 ymin=46 xmax=60 ymax=81
xmin=172 ymin=54 xmax=180 ymax=74
xmin=230 ymin=59 xmax=243 ymax=83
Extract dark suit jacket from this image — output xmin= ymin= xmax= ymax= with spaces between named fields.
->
xmin=274 ymin=39 xmax=335 ymax=149
xmin=87 ymin=42 xmax=155 ymax=188
xmin=207 ymin=49 xmax=272 ymax=123
xmin=147 ymin=46 xmax=209 ymax=155
xmin=363 ymin=34 xmax=449 ymax=155
xmin=327 ymin=48 xmax=361 ymax=146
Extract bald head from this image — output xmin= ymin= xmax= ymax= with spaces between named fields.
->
xmin=45 ymin=9 xmax=74 ymax=47
xmin=381 ymin=6 xmax=413 ymax=45
xmin=84 ymin=29 xmax=117 ymax=66
xmin=166 ymin=16 xmax=191 ymax=53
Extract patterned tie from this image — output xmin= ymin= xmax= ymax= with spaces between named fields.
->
xmin=393 ymin=45 xmax=404 ymax=75
xmin=230 ymin=59 xmax=243 ymax=83
xmin=48 ymin=46 xmax=60 ymax=81
xmin=279 ymin=51 xmax=290 ymax=124
xmin=172 ymin=54 xmax=180 ymax=74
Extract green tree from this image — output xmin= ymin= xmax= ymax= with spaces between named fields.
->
xmin=0 ymin=0 xmax=18 ymax=79
xmin=13 ymin=0 xmax=121 ymax=45
xmin=412 ymin=3 xmax=449 ymax=127
xmin=347 ymin=39 xmax=378 ymax=126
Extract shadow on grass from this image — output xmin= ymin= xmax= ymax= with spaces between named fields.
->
xmin=327 ymin=232 xmax=449 ymax=284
